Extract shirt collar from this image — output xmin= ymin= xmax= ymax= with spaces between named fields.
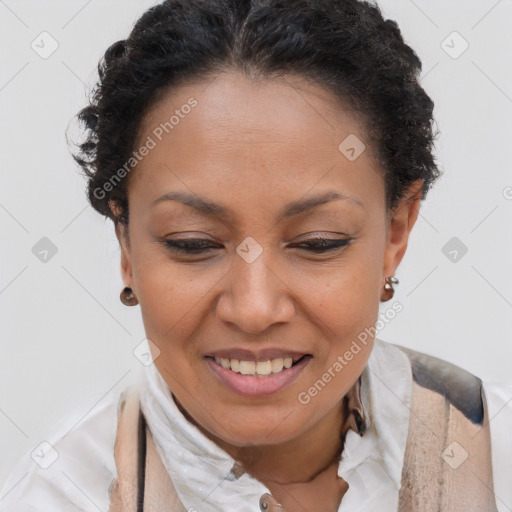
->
xmin=336 ymin=338 xmax=413 ymax=510
xmin=138 ymin=337 xmax=412 ymax=511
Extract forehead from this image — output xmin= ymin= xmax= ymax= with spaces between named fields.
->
xmin=128 ymin=71 xmax=385 ymax=220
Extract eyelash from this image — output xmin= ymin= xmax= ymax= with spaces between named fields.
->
xmin=161 ymin=237 xmax=354 ymax=255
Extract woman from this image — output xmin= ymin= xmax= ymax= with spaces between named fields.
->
xmin=1 ymin=0 xmax=511 ymax=510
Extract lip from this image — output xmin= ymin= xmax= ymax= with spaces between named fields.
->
xmin=205 ymin=354 xmax=312 ymax=397
xmin=205 ymin=348 xmax=310 ymax=362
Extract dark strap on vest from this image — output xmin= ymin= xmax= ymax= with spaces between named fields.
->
xmin=137 ymin=408 xmax=147 ymax=512
xmin=108 ymin=389 xmax=188 ymax=512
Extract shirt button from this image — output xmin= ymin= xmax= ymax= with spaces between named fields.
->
xmin=259 ymin=492 xmax=285 ymax=511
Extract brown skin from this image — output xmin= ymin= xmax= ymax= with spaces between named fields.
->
xmin=113 ymin=71 xmax=422 ymax=510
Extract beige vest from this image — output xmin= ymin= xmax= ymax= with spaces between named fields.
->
xmin=108 ymin=345 xmax=498 ymax=511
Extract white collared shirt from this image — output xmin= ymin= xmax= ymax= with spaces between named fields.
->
xmin=2 ymin=338 xmax=511 ymax=511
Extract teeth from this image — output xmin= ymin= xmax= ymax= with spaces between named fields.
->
xmin=271 ymin=358 xmax=284 ymax=373
xmin=256 ymin=360 xmax=272 ymax=375
xmin=239 ymin=360 xmax=256 ymax=375
xmin=213 ymin=355 xmax=304 ymax=376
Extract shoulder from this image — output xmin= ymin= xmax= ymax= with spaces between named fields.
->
xmin=387 ymin=341 xmax=512 ymax=512
xmin=481 ymin=379 xmax=512 ymax=512
xmin=390 ymin=342 xmax=484 ymax=424
xmin=383 ymin=341 xmax=512 ymax=511
xmin=0 ymin=386 xmax=127 ymax=511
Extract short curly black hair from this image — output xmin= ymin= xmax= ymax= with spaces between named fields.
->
xmin=69 ymin=0 xmax=441 ymax=227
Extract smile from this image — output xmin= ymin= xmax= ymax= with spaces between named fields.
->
xmin=205 ymin=355 xmax=312 ymax=397
xmin=212 ymin=355 xmax=307 ymax=377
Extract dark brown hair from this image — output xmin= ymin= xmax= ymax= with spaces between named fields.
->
xmin=69 ymin=0 xmax=441 ymax=227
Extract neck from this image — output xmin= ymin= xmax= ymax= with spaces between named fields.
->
xmin=172 ymin=373 xmax=366 ymax=486
xmin=184 ymin=398 xmax=348 ymax=485
xmin=248 ymin=401 xmax=346 ymax=485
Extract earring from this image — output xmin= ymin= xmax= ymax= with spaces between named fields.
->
xmin=120 ymin=286 xmax=138 ymax=306
xmin=381 ymin=276 xmax=399 ymax=302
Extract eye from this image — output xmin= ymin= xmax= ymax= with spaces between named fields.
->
xmin=160 ymin=237 xmax=354 ymax=255
xmin=161 ymin=238 xmax=220 ymax=254
xmin=291 ymin=237 xmax=354 ymax=253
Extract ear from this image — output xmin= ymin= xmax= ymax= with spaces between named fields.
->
xmin=114 ymin=222 xmax=134 ymax=288
xmin=381 ymin=179 xmax=423 ymax=281
xmin=110 ymin=200 xmax=134 ymax=288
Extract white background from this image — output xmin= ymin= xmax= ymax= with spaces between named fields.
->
xmin=1 ymin=0 xmax=511 ymax=492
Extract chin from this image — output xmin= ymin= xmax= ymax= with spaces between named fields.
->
xmin=208 ymin=413 xmax=308 ymax=448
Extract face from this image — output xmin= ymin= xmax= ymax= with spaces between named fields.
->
xmin=116 ymin=71 xmax=421 ymax=448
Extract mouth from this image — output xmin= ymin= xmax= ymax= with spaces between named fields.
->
xmin=204 ymin=354 xmax=312 ymax=397
xmin=205 ymin=354 xmax=310 ymax=377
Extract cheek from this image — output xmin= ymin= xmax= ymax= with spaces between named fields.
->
xmin=299 ymin=256 xmax=382 ymax=331
xmin=132 ymin=247 xmax=218 ymax=342
xmin=296 ymin=252 xmax=382 ymax=376
xmin=318 ymin=285 xmax=379 ymax=379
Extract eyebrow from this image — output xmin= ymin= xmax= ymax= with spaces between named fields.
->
xmin=151 ymin=189 xmax=365 ymax=221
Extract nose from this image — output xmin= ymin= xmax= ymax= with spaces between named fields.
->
xmin=216 ymin=250 xmax=295 ymax=334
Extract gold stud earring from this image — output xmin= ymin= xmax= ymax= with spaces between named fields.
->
xmin=120 ymin=286 xmax=138 ymax=306
xmin=381 ymin=277 xmax=399 ymax=302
